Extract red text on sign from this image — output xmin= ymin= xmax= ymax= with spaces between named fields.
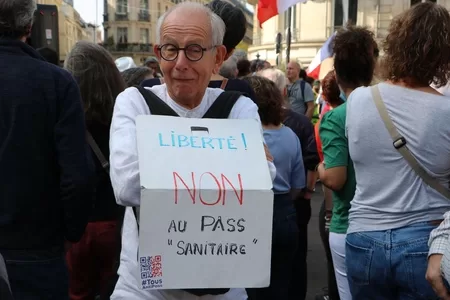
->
xmin=172 ymin=172 xmax=244 ymax=206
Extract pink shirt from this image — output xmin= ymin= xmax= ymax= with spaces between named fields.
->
xmin=320 ymin=102 xmax=331 ymax=118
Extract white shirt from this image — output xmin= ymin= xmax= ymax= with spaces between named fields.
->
xmin=109 ymin=85 xmax=276 ymax=300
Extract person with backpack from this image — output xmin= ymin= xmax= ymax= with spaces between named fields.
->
xmin=286 ymin=62 xmax=315 ymax=120
xmin=109 ymin=2 xmax=276 ymax=300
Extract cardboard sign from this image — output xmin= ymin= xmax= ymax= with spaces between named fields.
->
xmin=136 ymin=115 xmax=274 ymax=290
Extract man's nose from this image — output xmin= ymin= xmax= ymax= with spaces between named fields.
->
xmin=174 ymin=50 xmax=190 ymax=71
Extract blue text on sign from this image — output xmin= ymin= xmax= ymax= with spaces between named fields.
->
xmin=158 ymin=131 xmax=248 ymax=150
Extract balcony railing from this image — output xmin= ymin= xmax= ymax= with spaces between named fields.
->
xmin=104 ymin=43 xmax=154 ymax=53
xmin=138 ymin=11 xmax=150 ymax=22
xmin=115 ymin=13 xmax=129 ymax=21
xmin=243 ymin=35 xmax=253 ymax=45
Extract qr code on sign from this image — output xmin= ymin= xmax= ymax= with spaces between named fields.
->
xmin=139 ymin=255 xmax=163 ymax=279
xmin=150 ymin=255 xmax=162 ymax=277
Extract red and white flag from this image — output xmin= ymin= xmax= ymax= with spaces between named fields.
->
xmin=257 ymin=0 xmax=308 ymax=26
xmin=306 ymin=32 xmax=336 ymax=79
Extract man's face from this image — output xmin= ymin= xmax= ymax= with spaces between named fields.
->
xmin=147 ymin=62 xmax=160 ymax=75
xmin=155 ymin=9 xmax=226 ymax=106
xmin=286 ymin=62 xmax=299 ymax=81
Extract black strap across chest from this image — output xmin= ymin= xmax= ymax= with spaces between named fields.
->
xmin=132 ymin=86 xmax=243 ymax=297
xmin=134 ymin=85 xmax=242 ymax=119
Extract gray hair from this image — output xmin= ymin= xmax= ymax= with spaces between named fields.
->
xmin=64 ymin=41 xmax=126 ymax=125
xmin=232 ymin=49 xmax=248 ymax=61
xmin=0 ymin=0 xmax=36 ymax=38
xmin=219 ymin=56 xmax=238 ymax=79
xmin=156 ymin=2 xmax=225 ymax=47
xmin=121 ymin=67 xmax=154 ymax=87
xmin=259 ymin=68 xmax=287 ymax=93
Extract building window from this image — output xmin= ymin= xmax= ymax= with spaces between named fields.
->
xmin=334 ymin=0 xmax=357 ymax=27
xmin=348 ymin=0 xmax=357 ymax=25
xmin=117 ymin=0 xmax=128 ymax=14
xmin=117 ymin=27 xmax=128 ymax=43
xmin=139 ymin=0 xmax=150 ymax=21
xmin=140 ymin=0 xmax=148 ymax=10
xmin=411 ymin=0 xmax=436 ymax=5
xmin=158 ymin=3 xmax=161 ymax=18
xmin=140 ymin=28 xmax=149 ymax=44
xmin=284 ymin=11 xmax=288 ymax=29
xmin=165 ymin=5 xmax=168 ymax=12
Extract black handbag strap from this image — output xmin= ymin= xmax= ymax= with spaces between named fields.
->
xmin=86 ymin=131 xmax=109 ymax=174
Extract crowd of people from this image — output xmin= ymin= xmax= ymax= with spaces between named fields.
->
xmin=1 ymin=0 xmax=450 ymax=299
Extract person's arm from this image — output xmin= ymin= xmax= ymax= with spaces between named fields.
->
xmin=303 ymin=120 xmax=320 ymax=195
xmin=426 ymin=212 xmax=450 ymax=300
xmin=290 ymin=136 xmax=306 ymax=200
xmin=429 ymin=211 xmax=450 ymax=256
xmin=318 ymin=112 xmax=348 ymax=191
xmin=55 ymin=74 xmax=95 ymax=243
xmin=110 ymin=87 xmax=146 ymax=207
xmin=304 ymin=83 xmax=315 ymax=120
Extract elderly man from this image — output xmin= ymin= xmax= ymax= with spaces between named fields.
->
xmin=286 ymin=62 xmax=315 ymax=119
xmin=0 ymin=0 xmax=94 ymax=298
xmin=109 ymin=2 xmax=275 ymax=300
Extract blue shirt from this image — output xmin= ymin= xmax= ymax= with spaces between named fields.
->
xmin=264 ymin=125 xmax=305 ymax=194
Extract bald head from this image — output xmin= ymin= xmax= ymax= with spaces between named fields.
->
xmin=288 ymin=61 xmax=301 ymax=71
xmin=286 ymin=61 xmax=301 ymax=82
xmin=155 ymin=2 xmax=225 ymax=47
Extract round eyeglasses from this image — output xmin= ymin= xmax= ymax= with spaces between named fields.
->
xmin=157 ymin=43 xmax=216 ymax=62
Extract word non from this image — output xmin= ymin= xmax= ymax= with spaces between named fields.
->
xmin=158 ymin=131 xmax=248 ymax=150
xmin=173 ymin=171 xmax=244 ymax=205
xmin=176 ymin=241 xmax=247 ymax=256
xmin=201 ymin=216 xmax=245 ymax=232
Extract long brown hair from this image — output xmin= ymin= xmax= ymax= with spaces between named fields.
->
xmin=64 ymin=41 xmax=126 ymax=125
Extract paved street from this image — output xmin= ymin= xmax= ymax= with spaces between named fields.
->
xmin=306 ymin=184 xmax=328 ymax=300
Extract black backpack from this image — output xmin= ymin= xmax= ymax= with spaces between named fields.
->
xmin=133 ymin=86 xmax=243 ymax=296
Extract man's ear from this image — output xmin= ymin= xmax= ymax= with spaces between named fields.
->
xmin=223 ymin=48 xmax=235 ymax=61
xmin=154 ymin=45 xmax=161 ymax=62
xmin=214 ymin=45 xmax=227 ymax=72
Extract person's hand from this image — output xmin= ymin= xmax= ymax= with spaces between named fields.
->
xmin=324 ymin=210 xmax=332 ymax=232
xmin=426 ymin=254 xmax=450 ymax=300
xmin=264 ymin=144 xmax=273 ymax=162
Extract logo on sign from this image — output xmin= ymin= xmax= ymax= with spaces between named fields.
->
xmin=140 ymin=255 xmax=163 ymax=289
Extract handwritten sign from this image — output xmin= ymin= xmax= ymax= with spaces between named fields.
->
xmin=136 ymin=115 xmax=274 ymax=290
